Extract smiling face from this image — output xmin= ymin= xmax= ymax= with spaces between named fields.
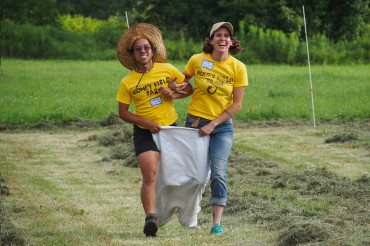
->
xmin=209 ymin=27 xmax=232 ymax=54
xmin=132 ymin=37 xmax=154 ymax=69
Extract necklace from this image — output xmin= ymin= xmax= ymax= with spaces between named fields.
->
xmin=135 ymin=64 xmax=154 ymax=74
xmin=133 ymin=63 xmax=154 ymax=94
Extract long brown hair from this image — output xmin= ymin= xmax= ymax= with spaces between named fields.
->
xmin=202 ymin=33 xmax=243 ymax=55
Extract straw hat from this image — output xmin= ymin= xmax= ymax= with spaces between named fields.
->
xmin=117 ymin=23 xmax=167 ymax=70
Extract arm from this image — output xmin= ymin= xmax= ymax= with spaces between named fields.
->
xmin=173 ymin=77 xmax=193 ymax=98
xmin=160 ymin=85 xmax=193 ymax=99
xmin=172 ymin=72 xmax=194 ymax=98
xmin=118 ymin=102 xmax=162 ymax=133
xmin=161 ymin=75 xmax=193 ymax=99
xmin=168 ymin=71 xmax=194 ymax=94
xmin=198 ymin=86 xmax=246 ymax=136
xmin=172 ymin=71 xmax=194 ymax=98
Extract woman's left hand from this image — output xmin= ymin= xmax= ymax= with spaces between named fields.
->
xmin=168 ymin=77 xmax=188 ymax=94
xmin=160 ymin=86 xmax=173 ymax=98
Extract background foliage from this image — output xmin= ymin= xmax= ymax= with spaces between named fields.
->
xmin=2 ymin=0 xmax=368 ymax=41
xmin=1 ymin=0 xmax=369 ymax=64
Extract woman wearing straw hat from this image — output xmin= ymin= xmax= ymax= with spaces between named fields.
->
xmin=173 ymin=22 xmax=248 ymax=234
xmin=116 ymin=23 xmax=192 ymax=237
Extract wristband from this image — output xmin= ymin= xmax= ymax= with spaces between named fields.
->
xmin=224 ymin=110 xmax=232 ymax=117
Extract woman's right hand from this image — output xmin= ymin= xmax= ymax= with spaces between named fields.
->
xmin=146 ymin=121 xmax=162 ymax=134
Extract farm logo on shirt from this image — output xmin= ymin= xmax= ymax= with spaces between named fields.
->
xmin=207 ymin=86 xmax=217 ymax=94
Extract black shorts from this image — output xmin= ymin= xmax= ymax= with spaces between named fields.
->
xmin=133 ymin=123 xmax=176 ymax=156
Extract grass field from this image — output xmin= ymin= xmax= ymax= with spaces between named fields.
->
xmin=0 ymin=59 xmax=369 ymax=245
xmin=0 ymin=59 xmax=369 ymax=126
xmin=0 ymin=119 xmax=369 ymax=245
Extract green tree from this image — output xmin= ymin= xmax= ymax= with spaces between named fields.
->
xmin=1 ymin=0 xmax=59 ymax=25
xmin=293 ymin=0 xmax=369 ymax=41
xmin=137 ymin=0 xmax=368 ymax=42
xmin=132 ymin=0 xmax=218 ymax=39
xmin=56 ymin=0 xmax=135 ymax=20
xmin=326 ymin=0 xmax=368 ymax=41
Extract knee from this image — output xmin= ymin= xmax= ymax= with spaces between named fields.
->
xmin=142 ymin=170 xmax=157 ymax=186
xmin=211 ymin=168 xmax=227 ymax=181
xmin=210 ymin=158 xmax=227 ymax=180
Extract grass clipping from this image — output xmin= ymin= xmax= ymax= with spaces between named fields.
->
xmin=3 ymin=114 xmax=365 ymax=245
xmin=88 ymin=123 xmax=137 ymax=168
xmin=1 ymin=177 xmax=27 ymax=245
xmin=85 ymin=116 xmax=369 ymax=245
xmin=88 ymin=124 xmax=369 ymax=245
xmin=220 ymin=150 xmax=370 ymax=245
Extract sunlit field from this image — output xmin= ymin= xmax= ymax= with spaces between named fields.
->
xmin=0 ymin=59 xmax=369 ymax=125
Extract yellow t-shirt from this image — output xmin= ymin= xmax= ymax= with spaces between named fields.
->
xmin=116 ymin=63 xmax=185 ymax=128
xmin=185 ymin=53 xmax=248 ymax=120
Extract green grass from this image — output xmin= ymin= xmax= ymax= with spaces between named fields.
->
xmin=0 ymin=59 xmax=369 ymax=126
xmin=243 ymin=64 xmax=370 ymax=121
xmin=1 ymin=117 xmax=368 ymax=245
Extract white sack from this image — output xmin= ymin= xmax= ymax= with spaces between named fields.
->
xmin=152 ymin=126 xmax=210 ymax=227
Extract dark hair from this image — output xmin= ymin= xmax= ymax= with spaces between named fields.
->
xmin=202 ymin=34 xmax=243 ymax=55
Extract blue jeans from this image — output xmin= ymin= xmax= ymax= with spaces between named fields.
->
xmin=185 ymin=117 xmax=234 ymax=206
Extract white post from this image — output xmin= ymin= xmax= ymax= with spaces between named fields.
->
xmin=302 ymin=6 xmax=316 ymax=127
xmin=125 ymin=11 xmax=130 ymax=28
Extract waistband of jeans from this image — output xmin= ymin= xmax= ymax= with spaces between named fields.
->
xmin=187 ymin=113 xmax=211 ymax=122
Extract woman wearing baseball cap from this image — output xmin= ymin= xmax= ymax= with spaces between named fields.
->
xmin=172 ymin=22 xmax=248 ymax=234
xmin=116 ymin=23 xmax=192 ymax=237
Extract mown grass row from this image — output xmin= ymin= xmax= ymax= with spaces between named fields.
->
xmin=1 ymin=113 xmax=368 ymax=245
xmin=0 ymin=59 xmax=369 ymax=126
xmin=84 ymin=121 xmax=369 ymax=245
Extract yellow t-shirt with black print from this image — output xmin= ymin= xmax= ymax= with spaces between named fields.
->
xmin=116 ymin=63 xmax=185 ymax=129
xmin=185 ymin=53 xmax=248 ymax=120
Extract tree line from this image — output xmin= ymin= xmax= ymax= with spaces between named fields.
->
xmin=1 ymin=0 xmax=369 ymax=63
xmin=2 ymin=0 xmax=368 ymax=41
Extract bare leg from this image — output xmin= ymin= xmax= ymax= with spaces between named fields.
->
xmin=137 ymin=150 xmax=159 ymax=214
xmin=212 ymin=205 xmax=224 ymax=226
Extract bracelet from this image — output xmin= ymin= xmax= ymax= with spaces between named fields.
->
xmin=224 ymin=110 xmax=232 ymax=117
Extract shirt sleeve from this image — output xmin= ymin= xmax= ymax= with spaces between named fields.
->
xmin=169 ymin=64 xmax=186 ymax=84
xmin=185 ymin=55 xmax=196 ymax=77
xmin=234 ymin=63 xmax=248 ymax=87
xmin=116 ymin=79 xmax=132 ymax=104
